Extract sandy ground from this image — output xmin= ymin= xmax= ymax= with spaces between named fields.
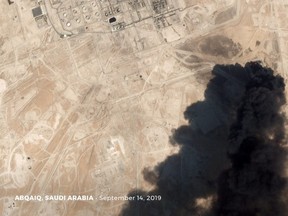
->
xmin=0 ymin=0 xmax=288 ymax=215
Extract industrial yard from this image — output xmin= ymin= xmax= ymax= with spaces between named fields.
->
xmin=1 ymin=0 xmax=288 ymax=215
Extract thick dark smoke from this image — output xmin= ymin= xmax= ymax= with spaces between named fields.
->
xmin=120 ymin=62 xmax=287 ymax=216
xmin=214 ymin=62 xmax=287 ymax=216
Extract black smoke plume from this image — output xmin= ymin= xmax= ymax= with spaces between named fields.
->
xmin=120 ymin=62 xmax=287 ymax=216
xmin=214 ymin=62 xmax=287 ymax=216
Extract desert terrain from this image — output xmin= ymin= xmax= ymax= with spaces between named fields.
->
xmin=0 ymin=0 xmax=288 ymax=215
